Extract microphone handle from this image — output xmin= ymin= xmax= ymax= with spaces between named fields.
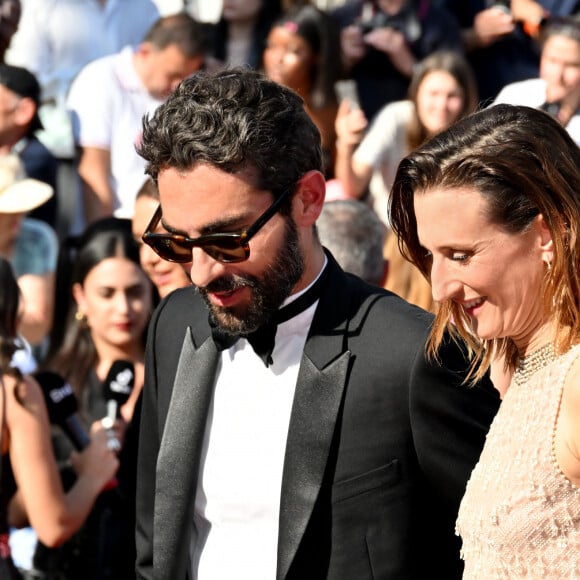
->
xmin=103 ymin=400 xmax=122 ymax=454
xmin=106 ymin=400 xmax=118 ymax=423
xmin=63 ymin=414 xmax=119 ymax=492
xmin=63 ymin=416 xmax=91 ymax=451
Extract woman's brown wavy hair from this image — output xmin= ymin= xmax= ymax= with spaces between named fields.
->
xmin=390 ymin=104 xmax=580 ymax=382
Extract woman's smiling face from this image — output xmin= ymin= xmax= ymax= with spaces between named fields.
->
xmin=413 ymin=185 xmax=552 ymax=348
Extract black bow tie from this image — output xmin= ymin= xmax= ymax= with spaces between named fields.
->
xmin=210 ymin=266 xmax=328 ymax=367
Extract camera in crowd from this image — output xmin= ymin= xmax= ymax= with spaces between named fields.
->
xmin=358 ymin=3 xmax=421 ymax=43
xmin=539 ymin=100 xmax=561 ymax=118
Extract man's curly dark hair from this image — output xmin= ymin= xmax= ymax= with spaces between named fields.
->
xmin=137 ymin=67 xmax=323 ymax=208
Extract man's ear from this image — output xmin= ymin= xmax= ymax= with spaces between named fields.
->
xmin=292 ymin=170 xmax=326 ymax=227
xmin=13 ymin=97 xmax=36 ymax=128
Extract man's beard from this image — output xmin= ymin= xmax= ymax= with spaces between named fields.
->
xmin=197 ymin=216 xmax=305 ymax=335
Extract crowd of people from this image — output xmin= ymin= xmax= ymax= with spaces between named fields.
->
xmin=0 ymin=0 xmax=579 ymax=579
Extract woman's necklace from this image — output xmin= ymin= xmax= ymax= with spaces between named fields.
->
xmin=513 ymin=343 xmax=557 ymax=386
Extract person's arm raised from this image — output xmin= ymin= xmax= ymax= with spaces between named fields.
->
xmin=6 ymin=374 xmax=119 ymax=546
xmin=334 ymin=98 xmax=371 ymax=199
xmin=78 ymin=146 xmax=115 ymax=224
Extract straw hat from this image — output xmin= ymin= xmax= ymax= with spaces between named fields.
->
xmin=0 ymin=154 xmax=53 ymax=213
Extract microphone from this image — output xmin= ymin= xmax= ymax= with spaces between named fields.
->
xmin=102 ymin=360 xmax=135 ymax=426
xmin=35 ymin=370 xmax=119 ymax=491
xmin=100 ymin=361 xmax=134 ymax=454
xmin=35 ymin=371 xmax=90 ymax=451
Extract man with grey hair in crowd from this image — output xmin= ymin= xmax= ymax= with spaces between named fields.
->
xmin=316 ymin=198 xmax=387 ymax=286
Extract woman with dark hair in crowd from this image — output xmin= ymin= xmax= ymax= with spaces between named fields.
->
xmin=0 ymin=256 xmax=118 ymax=580
xmin=263 ymin=4 xmax=343 ymax=178
xmin=36 ymin=218 xmax=155 ymax=579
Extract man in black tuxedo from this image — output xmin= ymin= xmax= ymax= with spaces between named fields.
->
xmin=135 ymin=68 xmax=500 ymax=580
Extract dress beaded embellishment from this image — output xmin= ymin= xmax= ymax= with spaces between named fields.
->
xmin=513 ymin=343 xmax=557 ymax=386
xmin=456 ymin=343 xmax=580 ymax=579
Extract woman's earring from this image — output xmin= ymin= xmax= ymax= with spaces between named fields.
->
xmin=75 ymin=310 xmax=87 ymax=326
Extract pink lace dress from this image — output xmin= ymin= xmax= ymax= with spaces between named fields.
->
xmin=456 ymin=344 xmax=580 ymax=579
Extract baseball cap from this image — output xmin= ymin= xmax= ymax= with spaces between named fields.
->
xmin=0 ymin=154 xmax=53 ymax=213
xmin=0 ymin=63 xmax=43 ymax=131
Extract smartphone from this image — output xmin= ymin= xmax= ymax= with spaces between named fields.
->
xmin=334 ymin=79 xmax=361 ymax=110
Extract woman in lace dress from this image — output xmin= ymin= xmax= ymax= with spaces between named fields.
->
xmin=389 ymin=103 xmax=580 ymax=578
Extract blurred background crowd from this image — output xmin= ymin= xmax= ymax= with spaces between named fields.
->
xmin=1 ymin=0 xmax=579 ymax=578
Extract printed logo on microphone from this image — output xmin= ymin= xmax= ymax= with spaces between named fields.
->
xmin=111 ymin=368 xmax=134 ymax=395
xmin=49 ymin=383 xmax=75 ymax=403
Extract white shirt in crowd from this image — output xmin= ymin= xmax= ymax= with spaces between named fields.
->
xmin=66 ymin=46 xmax=164 ymax=219
xmin=5 ymin=0 xmax=159 ymax=158
xmin=493 ymin=77 xmax=580 ymax=146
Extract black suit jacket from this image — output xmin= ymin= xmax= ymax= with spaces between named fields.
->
xmin=135 ymin=253 xmax=500 ymax=579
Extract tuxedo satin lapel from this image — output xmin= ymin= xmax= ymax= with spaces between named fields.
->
xmin=277 ymin=253 xmax=357 ymax=579
xmin=154 ymin=329 xmax=219 ymax=580
xmin=277 ymin=351 xmax=350 ymax=580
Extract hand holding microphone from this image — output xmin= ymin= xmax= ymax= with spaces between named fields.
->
xmin=34 ymin=371 xmax=119 ymax=491
xmin=101 ymin=360 xmax=135 ymax=452
xmin=35 ymin=371 xmax=91 ymax=451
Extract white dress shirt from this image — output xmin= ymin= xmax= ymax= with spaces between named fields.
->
xmin=190 ymin=261 xmax=327 ymax=580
